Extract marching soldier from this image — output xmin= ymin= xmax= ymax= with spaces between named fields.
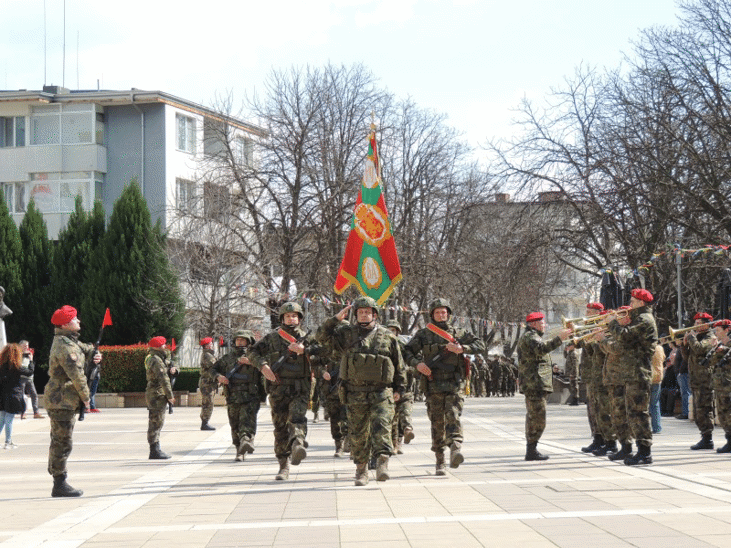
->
xmin=316 ymin=340 xmax=349 ymax=458
xmin=403 ymin=299 xmax=485 ymax=475
xmin=250 ymin=302 xmax=319 ymax=480
xmin=386 ymin=319 xmax=415 ymax=454
xmin=198 ymin=337 xmax=217 ymax=431
xmin=711 ymin=319 xmax=731 ymax=453
xmin=517 ymin=312 xmax=571 ymax=461
xmin=145 ymin=336 xmax=176 ymax=459
xmin=214 ymin=330 xmax=265 ymax=461
xmin=316 ymin=297 xmax=406 ymax=486
xmin=685 ymin=312 xmax=717 ymax=450
xmin=45 ymin=305 xmax=101 ymax=497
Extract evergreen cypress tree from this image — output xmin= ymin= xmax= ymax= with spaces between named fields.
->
xmin=0 ymin=188 xmax=23 ymax=324
xmin=82 ymin=182 xmax=184 ymax=345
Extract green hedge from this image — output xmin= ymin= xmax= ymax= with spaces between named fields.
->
xmin=98 ymin=344 xmax=201 ymax=393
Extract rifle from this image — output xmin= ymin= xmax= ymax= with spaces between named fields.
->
xmin=327 ymin=366 xmax=341 ymax=394
xmin=270 ymin=330 xmax=311 ymax=379
xmin=79 ymin=308 xmax=112 ymax=421
xmin=225 ymin=349 xmax=250 ymax=382
xmin=168 ymin=364 xmax=179 ymax=414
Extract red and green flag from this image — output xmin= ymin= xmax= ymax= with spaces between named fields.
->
xmin=334 ymin=123 xmax=402 ymax=305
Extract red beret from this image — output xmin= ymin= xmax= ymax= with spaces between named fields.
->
xmin=586 ymin=303 xmax=605 ymax=311
xmin=631 ymin=288 xmax=653 ymax=303
xmin=51 ymin=305 xmax=77 ymax=326
xmin=526 ymin=312 xmax=544 ymax=323
xmin=148 ymin=336 xmax=167 ymax=348
xmin=714 ymin=319 xmax=731 ymax=329
xmin=694 ymin=312 xmax=713 ymax=321
xmin=199 ymin=337 xmax=213 ymax=346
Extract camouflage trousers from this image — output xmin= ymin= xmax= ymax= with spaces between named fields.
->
xmin=322 ymin=395 xmax=348 ymax=442
xmin=524 ymin=391 xmax=549 ymax=444
xmin=47 ymin=409 xmax=77 ymax=477
xmin=585 ymin=384 xmax=599 ymax=436
xmin=310 ymin=377 xmax=322 ymax=414
xmin=609 ymin=384 xmax=633 ymax=444
xmin=591 ymin=382 xmax=615 ymax=441
xmin=715 ymin=389 xmax=731 ymax=436
xmin=391 ymin=392 xmax=414 ymax=442
xmin=425 ymin=390 xmax=464 ymax=452
xmin=345 ymin=388 xmax=395 ymax=464
xmin=227 ymin=398 xmax=261 ymax=447
xmin=269 ymin=388 xmax=308 ymax=460
xmin=568 ymin=376 xmax=579 ymax=400
xmin=199 ymin=379 xmax=217 ymax=422
xmin=692 ymin=385 xmax=715 ymax=437
xmin=626 ymin=380 xmax=652 ymax=447
xmin=147 ymin=396 xmax=168 ymax=444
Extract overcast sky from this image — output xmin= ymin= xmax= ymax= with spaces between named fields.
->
xmin=2 ymin=0 xmax=682 ymax=148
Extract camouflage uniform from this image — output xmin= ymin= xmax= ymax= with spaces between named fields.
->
xmin=316 ymin=302 xmax=406 ymax=483
xmin=214 ymin=332 xmax=264 ymax=458
xmin=711 ymin=345 xmax=731 ymax=450
xmin=45 ymin=328 xmax=93 ymax=479
xmin=600 ymin=338 xmax=633 ymax=452
xmin=516 ymin=326 xmax=562 ymax=446
xmin=576 ymin=339 xmax=598 ymax=437
xmin=403 ymin=304 xmax=485 ymax=464
xmin=607 ymin=305 xmax=658 ymax=461
xmin=314 ymin=344 xmax=349 ymax=456
xmin=686 ymin=330 xmax=717 ymax=441
xmin=391 ymin=336 xmax=415 ymax=451
xmin=564 ymin=346 xmax=579 ymax=402
xmin=198 ymin=347 xmax=217 ymax=425
xmin=145 ymin=348 xmax=174 ymax=445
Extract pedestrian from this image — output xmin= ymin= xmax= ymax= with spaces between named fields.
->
xmin=18 ymin=340 xmax=44 ymax=418
xmin=1 ymin=343 xmax=32 ymax=448
xmin=145 ymin=336 xmax=176 ymax=460
xmin=650 ymin=343 xmax=665 ymax=434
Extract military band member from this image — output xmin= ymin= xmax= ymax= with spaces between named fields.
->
xmin=45 ymin=305 xmax=101 ymax=497
xmin=198 ymin=337 xmax=217 ymax=431
xmin=145 ymin=336 xmax=176 ymax=459
xmin=711 ymin=319 xmax=731 ymax=453
xmin=685 ymin=312 xmax=717 ymax=450
xmin=317 ymin=297 xmax=405 ymax=486
xmin=517 ymin=312 xmax=571 ymax=461
xmin=250 ymin=302 xmax=319 ymax=481
xmin=563 ymin=343 xmax=579 ymax=405
xmin=604 ymin=288 xmax=658 ymax=465
xmin=403 ymin=299 xmax=485 ymax=474
xmin=214 ymin=330 xmax=264 ymax=461
xmin=386 ymin=319 xmax=415 ymax=454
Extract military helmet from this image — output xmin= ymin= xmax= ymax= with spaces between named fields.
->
xmin=429 ymin=298 xmax=452 ymax=318
xmin=278 ymin=301 xmax=304 ymax=321
xmin=385 ymin=319 xmax=402 ymax=332
xmin=234 ymin=329 xmax=255 ymax=345
xmin=352 ymin=296 xmax=379 ymax=315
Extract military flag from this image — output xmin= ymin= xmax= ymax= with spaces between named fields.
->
xmin=334 ymin=123 xmax=402 ymax=304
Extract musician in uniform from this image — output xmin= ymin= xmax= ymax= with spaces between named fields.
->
xmin=711 ymin=319 xmax=731 ymax=454
xmin=685 ymin=312 xmax=717 ymax=450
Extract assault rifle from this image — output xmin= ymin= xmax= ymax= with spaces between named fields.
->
xmin=327 ymin=366 xmax=341 ymax=394
xmin=270 ymin=330 xmax=311 ymax=379
xmin=225 ymin=349 xmax=250 ymax=382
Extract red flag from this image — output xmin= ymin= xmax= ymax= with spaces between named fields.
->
xmin=171 ymin=338 xmax=176 ymax=351
xmin=102 ymin=308 xmax=113 ymax=327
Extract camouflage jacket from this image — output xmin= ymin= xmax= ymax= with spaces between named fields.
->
xmin=517 ymin=326 xmax=562 ymax=393
xmin=686 ymin=330 xmax=717 ymax=389
xmin=711 ymin=344 xmax=731 ymax=393
xmin=599 ymin=338 xmax=630 ymax=385
xmin=607 ymin=305 xmax=658 ymax=383
xmin=145 ymin=349 xmax=174 ymax=400
xmin=198 ymin=349 xmax=217 ymax=387
xmin=44 ymin=328 xmax=93 ymax=411
xmin=248 ymin=325 xmax=319 ymax=392
xmin=564 ymin=348 xmax=579 ymax=378
xmin=576 ymin=338 xmax=594 ymax=381
xmin=213 ymin=348 xmax=265 ymax=402
xmin=403 ymin=321 xmax=485 ymax=392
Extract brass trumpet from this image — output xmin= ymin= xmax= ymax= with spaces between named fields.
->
xmin=561 ymin=314 xmax=606 ymax=328
xmin=658 ymin=322 xmax=715 ymax=344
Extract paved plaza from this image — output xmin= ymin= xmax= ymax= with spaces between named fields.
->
xmin=3 ymin=396 xmax=731 ymax=548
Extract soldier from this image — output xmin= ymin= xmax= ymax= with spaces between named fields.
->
xmin=711 ymin=319 xmax=731 ymax=453
xmin=250 ymin=302 xmax=319 ymax=481
xmin=403 ymin=299 xmax=485 ymax=475
xmin=605 ymin=288 xmax=658 ymax=465
xmin=45 ymin=305 xmax=102 ymax=497
xmin=563 ymin=343 xmax=580 ymax=405
xmin=317 ymin=297 xmax=405 ymax=486
xmin=316 ymin=341 xmax=349 ymax=458
xmin=575 ymin=303 xmax=605 ymax=453
xmin=517 ymin=312 xmax=571 ymax=461
xmin=145 ymin=336 xmax=176 ymax=459
xmin=198 ymin=337 xmax=217 ymax=431
xmin=214 ymin=330 xmax=265 ymax=461
xmin=684 ymin=312 xmax=717 ymax=450
xmin=386 ymin=319 xmax=415 ymax=454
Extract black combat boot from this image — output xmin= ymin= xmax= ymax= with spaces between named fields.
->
xmin=290 ymin=440 xmax=307 ymax=465
xmin=690 ymin=434 xmax=714 ymax=450
xmin=200 ymin=420 xmax=215 ymax=431
xmin=449 ymin=442 xmax=464 ymax=468
xmin=354 ymin=463 xmax=369 ymax=486
xmin=149 ymin=442 xmax=171 ymax=460
xmin=51 ymin=474 xmax=83 ymax=497
xmin=376 ymin=455 xmax=390 ymax=481
xmin=593 ymin=440 xmax=618 ymax=457
xmin=608 ymin=442 xmax=633 ymax=461
xmin=624 ymin=444 xmax=652 ymax=466
xmin=525 ymin=442 xmax=549 ymax=461
xmin=568 ymin=396 xmax=580 ymax=406
xmin=275 ymin=457 xmax=290 ymax=480
xmin=435 ymin=450 xmax=447 ymax=476
xmin=581 ymin=435 xmax=603 ymax=453
xmin=717 ymin=435 xmax=731 ymax=454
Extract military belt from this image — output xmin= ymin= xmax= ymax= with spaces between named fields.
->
xmin=345 ymin=383 xmax=388 ymax=392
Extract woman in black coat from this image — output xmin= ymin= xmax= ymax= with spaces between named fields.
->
xmin=1 ymin=343 xmax=31 ymax=449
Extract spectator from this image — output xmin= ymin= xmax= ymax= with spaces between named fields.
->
xmin=18 ymin=340 xmax=44 ymax=419
xmin=650 ymin=344 xmax=666 ymax=434
xmin=1 ymin=343 xmax=32 ymax=448
xmin=674 ymin=341 xmax=691 ymax=419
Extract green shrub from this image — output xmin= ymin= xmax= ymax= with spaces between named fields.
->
xmin=174 ymin=368 xmax=201 ymax=392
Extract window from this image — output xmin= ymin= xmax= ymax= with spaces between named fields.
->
xmin=176 ymin=114 xmax=196 ymax=153
xmin=0 ymin=117 xmax=26 ymax=147
xmin=204 ymin=182 xmax=229 ymax=222
xmin=30 ymin=104 xmax=95 ymax=145
xmin=234 ymin=137 xmax=254 ymax=167
xmin=29 ymin=172 xmax=91 ymax=213
xmin=176 ymin=178 xmax=195 ymax=213
xmin=2 ymin=182 xmax=26 ymax=213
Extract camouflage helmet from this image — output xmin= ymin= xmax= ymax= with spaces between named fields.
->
xmin=385 ymin=319 xmax=402 ymax=333
xmin=234 ymin=329 xmax=255 ymax=345
xmin=278 ymin=301 xmax=304 ymax=321
xmin=429 ymin=298 xmax=452 ymax=318
xmin=352 ymin=296 xmax=379 ymax=315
